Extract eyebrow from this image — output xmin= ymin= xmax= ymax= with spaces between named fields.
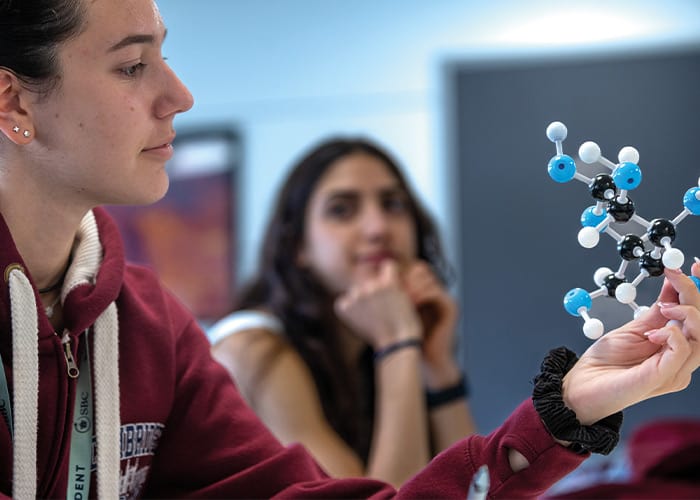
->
xmin=325 ymin=186 xmax=405 ymax=199
xmin=107 ymin=28 xmax=167 ymax=53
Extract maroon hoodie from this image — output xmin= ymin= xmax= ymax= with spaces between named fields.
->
xmin=0 ymin=207 xmax=586 ymax=498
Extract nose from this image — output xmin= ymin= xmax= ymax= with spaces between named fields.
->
xmin=155 ymin=64 xmax=194 ymax=119
xmin=360 ymin=202 xmax=390 ymax=240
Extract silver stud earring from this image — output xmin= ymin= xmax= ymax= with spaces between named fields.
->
xmin=12 ymin=125 xmax=20 ymax=133
xmin=22 ymin=130 xmax=31 ymax=138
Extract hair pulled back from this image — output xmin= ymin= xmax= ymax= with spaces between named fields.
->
xmin=0 ymin=0 xmax=86 ymax=94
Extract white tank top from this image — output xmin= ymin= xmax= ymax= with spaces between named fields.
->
xmin=206 ymin=310 xmax=284 ymax=345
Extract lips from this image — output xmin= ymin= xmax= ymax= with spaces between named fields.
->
xmin=144 ymin=131 xmax=176 ymax=151
xmin=143 ymin=143 xmax=170 ymax=151
xmin=144 ymin=136 xmax=175 ymax=152
xmin=141 ymin=134 xmax=176 ymax=160
xmin=357 ymin=251 xmax=396 ymax=265
xmin=141 ymin=143 xmax=174 ymax=162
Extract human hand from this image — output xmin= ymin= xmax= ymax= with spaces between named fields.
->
xmin=562 ymin=262 xmax=700 ymax=425
xmin=402 ymin=261 xmax=460 ymax=386
xmin=335 ymin=259 xmax=421 ymax=351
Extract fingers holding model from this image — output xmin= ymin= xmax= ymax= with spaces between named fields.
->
xmin=562 ymin=263 xmax=700 ymax=426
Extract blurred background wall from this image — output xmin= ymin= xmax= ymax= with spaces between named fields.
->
xmin=149 ymin=1 xmax=700 ymax=433
xmin=158 ymin=0 xmax=700 ymax=279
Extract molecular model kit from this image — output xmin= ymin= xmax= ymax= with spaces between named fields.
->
xmin=545 ymin=121 xmax=700 ymax=339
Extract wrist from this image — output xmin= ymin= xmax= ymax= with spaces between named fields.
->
xmin=532 ymin=347 xmax=623 ymax=455
xmin=426 ymin=372 xmax=469 ymax=409
xmin=372 ymin=324 xmax=421 ymax=352
xmin=422 ymin=359 xmax=462 ymax=390
xmin=373 ymin=337 xmax=422 ymax=362
xmin=561 ymin=372 xmax=594 ymax=425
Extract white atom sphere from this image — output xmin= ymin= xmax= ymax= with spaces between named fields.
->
xmin=546 ymin=122 xmax=568 ymax=142
xmin=578 ymin=226 xmax=600 ymax=248
xmin=593 ymin=267 xmax=614 ymax=286
xmin=634 ymin=306 xmax=650 ymax=319
xmin=615 ymin=283 xmax=637 ymax=304
xmin=583 ymin=318 xmax=604 ymax=340
xmin=662 ymin=248 xmax=684 ymax=269
xmin=579 ymin=141 xmax=601 ymax=164
xmin=618 ymin=146 xmax=639 ymax=164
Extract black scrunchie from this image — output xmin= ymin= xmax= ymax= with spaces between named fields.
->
xmin=532 ymin=346 xmax=623 ymax=455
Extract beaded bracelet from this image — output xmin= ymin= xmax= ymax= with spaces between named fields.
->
xmin=532 ymin=346 xmax=623 ymax=455
xmin=373 ymin=338 xmax=422 ymax=362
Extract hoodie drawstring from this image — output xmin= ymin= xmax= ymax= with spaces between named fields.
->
xmin=8 ymin=269 xmax=38 ymax=500
xmin=94 ymin=301 xmax=120 ymax=499
xmin=5 ymin=210 xmax=120 ymax=499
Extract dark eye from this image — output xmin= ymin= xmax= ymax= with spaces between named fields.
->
xmin=325 ymin=199 xmax=356 ymax=220
xmin=120 ymin=63 xmax=146 ymax=78
xmin=382 ymin=194 xmax=409 ymax=214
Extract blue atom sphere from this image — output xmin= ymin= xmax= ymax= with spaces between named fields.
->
xmin=612 ymin=162 xmax=642 ymax=190
xmin=691 ymin=275 xmax=700 ymax=292
xmin=683 ymin=187 xmax=700 ymax=215
xmin=563 ymin=288 xmax=592 ymax=317
xmin=580 ymin=206 xmax=608 ymax=228
xmin=548 ymin=154 xmax=576 ymax=183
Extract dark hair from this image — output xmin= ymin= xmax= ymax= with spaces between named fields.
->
xmin=236 ymin=137 xmax=452 ymax=461
xmin=0 ymin=0 xmax=86 ymax=94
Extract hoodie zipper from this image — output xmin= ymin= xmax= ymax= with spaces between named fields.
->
xmin=58 ymin=330 xmax=80 ymax=378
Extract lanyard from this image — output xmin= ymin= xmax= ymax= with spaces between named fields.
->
xmin=0 ymin=355 xmax=12 ymax=439
xmin=0 ymin=331 xmax=94 ymax=499
xmin=67 ymin=331 xmax=93 ymax=499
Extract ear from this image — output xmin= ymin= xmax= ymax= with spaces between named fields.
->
xmin=0 ymin=69 xmax=33 ymax=145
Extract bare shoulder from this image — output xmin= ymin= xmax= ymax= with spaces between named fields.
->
xmin=210 ymin=320 xmax=358 ymax=465
xmin=212 ymin=325 xmax=320 ymax=408
xmin=212 ymin=326 xmax=288 ymax=387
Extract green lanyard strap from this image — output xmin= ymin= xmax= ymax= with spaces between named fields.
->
xmin=0 ymin=354 xmax=12 ymax=439
xmin=67 ymin=330 xmax=93 ymax=499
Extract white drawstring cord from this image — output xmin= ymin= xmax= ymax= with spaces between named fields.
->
xmin=8 ymin=268 xmax=39 ymax=500
xmin=94 ymin=301 xmax=120 ymax=499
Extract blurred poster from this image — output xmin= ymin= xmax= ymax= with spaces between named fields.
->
xmin=107 ymin=128 xmax=239 ymax=324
